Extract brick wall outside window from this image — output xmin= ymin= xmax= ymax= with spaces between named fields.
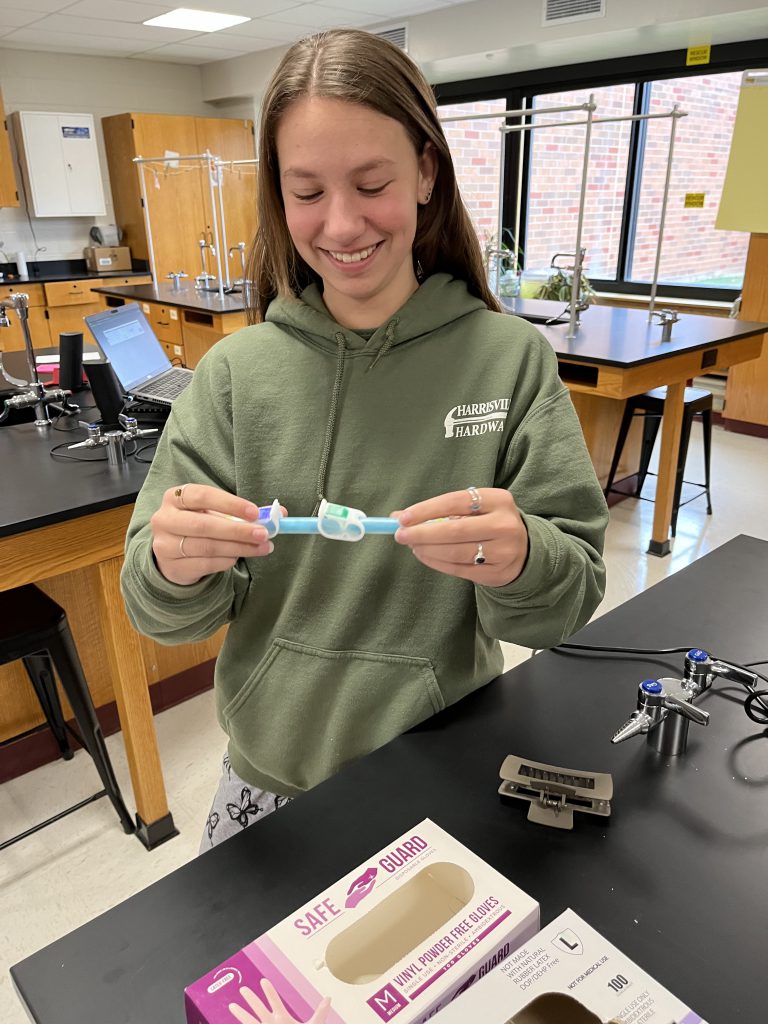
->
xmin=440 ymin=74 xmax=748 ymax=291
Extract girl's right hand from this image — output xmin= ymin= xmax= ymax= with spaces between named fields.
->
xmin=150 ymin=483 xmax=276 ymax=586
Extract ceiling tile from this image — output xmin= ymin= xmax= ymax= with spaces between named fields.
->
xmin=329 ymin=0 xmax=446 ymax=15
xmin=13 ymin=13 xmax=202 ymax=42
xmin=272 ymin=4 xmax=381 ymax=28
xmin=1 ymin=27 xmax=155 ymax=54
xmin=136 ymin=42 xmax=253 ymax=62
xmin=0 ymin=8 xmax=47 ymax=32
xmin=218 ymin=20 xmax=311 ymax=43
xmin=62 ymin=1 xmax=173 ymax=22
xmin=0 ymin=0 xmax=77 ymax=12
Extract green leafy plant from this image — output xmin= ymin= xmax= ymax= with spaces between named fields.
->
xmin=535 ymin=266 xmax=596 ymax=304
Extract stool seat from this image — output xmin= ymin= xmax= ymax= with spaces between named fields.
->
xmin=0 ymin=585 xmax=67 ymax=660
xmin=631 ymin=386 xmax=713 ymax=414
xmin=604 ymin=387 xmax=713 ymax=538
xmin=0 ymin=584 xmax=134 ymax=850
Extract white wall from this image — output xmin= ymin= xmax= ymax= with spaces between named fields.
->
xmin=200 ymin=0 xmax=768 ymax=104
xmin=0 ymin=49 xmax=216 ymax=264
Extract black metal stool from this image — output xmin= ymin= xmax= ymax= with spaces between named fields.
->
xmin=604 ymin=386 xmax=713 ymax=537
xmin=0 ymin=584 xmax=134 ymax=850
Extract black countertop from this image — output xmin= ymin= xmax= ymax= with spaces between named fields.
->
xmin=0 ymin=417 xmax=150 ymax=538
xmin=0 ymin=268 xmax=151 ymax=287
xmin=505 ymin=297 xmax=768 ymax=368
xmin=92 ymin=282 xmax=248 ymax=315
xmin=10 ymin=534 xmax=768 ymax=1024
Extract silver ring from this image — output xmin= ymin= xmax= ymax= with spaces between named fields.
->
xmin=174 ymin=484 xmax=189 ymax=509
xmin=467 ymin=486 xmax=482 ymax=514
xmin=179 ymin=535 xmax=189 ymax=558
xmin=473 ymin=543 xmax=486 ymax=566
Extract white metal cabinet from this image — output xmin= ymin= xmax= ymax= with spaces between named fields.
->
xmin=12 ymin=111 xmax=106 ymax=217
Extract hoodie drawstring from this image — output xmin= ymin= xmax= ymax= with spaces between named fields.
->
xmin=312 ymin=331 xmax=347 ymax=515
xmin=367 ymin=317 xmax=399 ymax=372
xmin=312 ymin=318 xmax=398 ymax=513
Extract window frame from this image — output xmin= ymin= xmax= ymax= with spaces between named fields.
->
xmin=434 ymin=38 xmax=768 ymax=302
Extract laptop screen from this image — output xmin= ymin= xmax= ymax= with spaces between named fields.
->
xmin=84 ymin=303 xmax=172 ymax=392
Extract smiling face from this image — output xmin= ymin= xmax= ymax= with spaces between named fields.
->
xmin=276 ymin=96 xmax=436 ymax=329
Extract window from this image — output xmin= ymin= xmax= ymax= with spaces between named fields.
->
xmin=627 ymin=72 xmax=748 ymax=289
xmin=526 ymin=84 xmax=635 ymax=280
xmin=434 ymin=40 xmax=763 ymax=300
xmin=439 ymin=98 xmax=507 ymax=251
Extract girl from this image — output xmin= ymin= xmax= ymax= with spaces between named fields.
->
xmin=121 ymin=29 xmax=608 ymax=850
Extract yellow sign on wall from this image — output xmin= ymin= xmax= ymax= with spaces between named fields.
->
xmin=684 ymin=193 xmax=705 ymax=208
xmin=686 ymin=45 xmax=711 ymax=66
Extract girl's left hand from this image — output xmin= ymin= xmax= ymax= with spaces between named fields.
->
xmin=393 ymin=487 xmax=529 ymax=588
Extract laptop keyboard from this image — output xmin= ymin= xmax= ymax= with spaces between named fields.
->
xmin=143 ymin=368 xmax=191 ymax=401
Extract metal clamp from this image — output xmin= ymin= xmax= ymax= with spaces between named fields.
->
xmin=499 ymin=754 xmax=613 ymax=831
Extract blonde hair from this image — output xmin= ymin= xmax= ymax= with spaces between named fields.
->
xmin=246 ymin=28 xmax=500 ymax=323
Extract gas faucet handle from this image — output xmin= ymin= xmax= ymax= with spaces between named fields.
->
xmin=662 ymin=694 xmax=709 ymax=727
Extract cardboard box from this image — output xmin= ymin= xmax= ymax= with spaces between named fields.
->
xmin=185 ymin=820 xmax=539 ymax=1024
xmin=84 ymin=246 xmax=131 ymax=272
xmin=435 ymin=908 xmax=708 ymax=1024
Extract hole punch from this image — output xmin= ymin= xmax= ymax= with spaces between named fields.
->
xmin=499 ymin=755 xmax=613 ymax=831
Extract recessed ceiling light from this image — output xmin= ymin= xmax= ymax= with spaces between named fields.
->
xmin=143 ymin=8 xmax=251 ymax=32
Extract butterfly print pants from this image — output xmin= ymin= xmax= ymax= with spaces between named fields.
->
xmin=199 ymin=752 xmax=292 ymax=853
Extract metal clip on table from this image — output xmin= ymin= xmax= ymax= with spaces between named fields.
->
xmin=651 ymin=308 xmax=680 ymax=341
xmin=611 ymin=647 xmax=758 ymax=756
xmin=0 ymin=293 xmax=79 ymax=427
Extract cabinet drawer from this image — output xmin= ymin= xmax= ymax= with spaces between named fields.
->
xmin=98 ymin=275 xmax=152 ymax=288
xmin=0 ymin=283 xmax=46 ymax=306
xmin=140 ymin=301 xmax=182 ymax=344
xmin=161 ymin=340 xmax=185 ymax=364
xmin=44 ymin=280 xmax=99 ymax=306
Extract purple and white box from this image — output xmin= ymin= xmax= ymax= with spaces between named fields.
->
xmin=185 ymin=819 xmax=539 ymax=1024
xmin=435 ymin=908 xmax=709 ymax=1024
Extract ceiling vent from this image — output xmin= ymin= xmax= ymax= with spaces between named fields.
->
xmin=374 ymin=24 xmax=408 ymax=51
xmin=542 ymin=0 xmax=605 ymax=26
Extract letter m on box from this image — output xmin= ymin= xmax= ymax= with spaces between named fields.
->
xmin=367 ymin=983 xmax=409 ymax=1020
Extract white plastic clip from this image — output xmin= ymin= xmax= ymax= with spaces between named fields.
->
xmin=317 ymin=499 xmax=366 ymax=542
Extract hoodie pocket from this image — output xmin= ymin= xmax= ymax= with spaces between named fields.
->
xmin=222 ymin=638 xmax=445 ymax=793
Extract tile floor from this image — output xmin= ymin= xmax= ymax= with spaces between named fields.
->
xmin=1 ymin=423 xmax=767 ymax=1023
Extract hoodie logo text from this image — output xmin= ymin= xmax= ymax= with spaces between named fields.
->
xmin=444 ymin=399 xmax=510 ymax=438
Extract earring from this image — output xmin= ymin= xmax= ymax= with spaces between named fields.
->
xmin=423 ymin=189 xmax=432 ymax=203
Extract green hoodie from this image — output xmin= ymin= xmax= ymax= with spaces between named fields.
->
xmin=122 ymin=274 xmax=607 ymax=797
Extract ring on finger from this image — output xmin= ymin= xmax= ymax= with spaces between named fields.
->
xmin=174 ymin=484 xmax=189 ymax=509
xmin=179 ymin=535 xmax=189 ymax=558
xmin=467 ymin=486 xmax=482 ymax=514
xmin=473 ymin=543 xmax=486 ymax=566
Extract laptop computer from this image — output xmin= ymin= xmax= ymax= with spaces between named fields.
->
xmin=84 ymin=302 xmax=193 ymax=406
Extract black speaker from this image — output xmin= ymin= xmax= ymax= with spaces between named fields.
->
xmin=59 ymin=331 xmax=84 ymax=391
xmin=84 ymin=361 xmax=125 ymax=428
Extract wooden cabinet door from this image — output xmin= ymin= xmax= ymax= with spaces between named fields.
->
xmin=44 ymin=279 xmax=101 ymax=344
xmin=195 ymin=118 xmax=257 ymax=285
xmin=0 ymin=89 xmax=20 ymax=208
xmin=0 ymin=284 xmax=48 ymax=352
xmin=131 ymin=113 xmax=208 ymax=286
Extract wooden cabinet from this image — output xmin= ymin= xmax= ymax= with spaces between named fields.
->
xmin=0 ymin=89 xmax=19 ymax=207
xmin=139 ymin=300 xmax=185 ymax=363
xmin=0 ymin=283 xmax=48 ymax=352
xmin=102 ymin=113 xmax=256 ymax=286
xmin=44 ymin=278 xmax=104 ymax=340
xmin=181 ymin=308 xmax=247 ymax=368
xmin=723 ymin=233 xmax=768 ymax=430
